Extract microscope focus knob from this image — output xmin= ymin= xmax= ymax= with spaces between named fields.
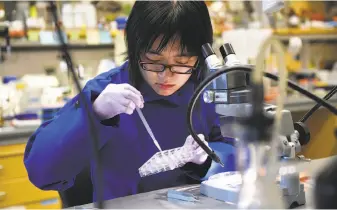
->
xmin=203 ymin=90 xmax=215 ymax=103
xmin=294 ymin=122 xmax=310 ymax=146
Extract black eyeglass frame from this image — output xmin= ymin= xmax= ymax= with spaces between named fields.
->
xmin=138 ymin=60 xmax=199 ymax=74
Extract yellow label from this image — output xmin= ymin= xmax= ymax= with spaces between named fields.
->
xmin=69 ymin=31 xmax=81 ymax=41
xmin=27 ymin=31 xmax=40 ymax=42
xmin=29 ymin=6 xmax=37 ymax=18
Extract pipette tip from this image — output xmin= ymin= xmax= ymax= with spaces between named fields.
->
xmin=154 ymin=141 xmax=162 ymax=151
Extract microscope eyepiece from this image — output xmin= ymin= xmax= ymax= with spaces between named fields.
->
xmin=201 ymin=43 xmax=215 ymax=58
xmin=220 ymin=43 xmax=235 ymax=58
xmin=201 ymin=43 xmax=222 ymax=70
xmin=219 ymin=43 xmax=240 ymax=67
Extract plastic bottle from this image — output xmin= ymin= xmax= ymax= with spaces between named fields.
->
xmin=84 ymin=1 xmax=97 ymax=29
xmin=1 ymin=76 xmax=19 ymax=123
xmin=61 ymin=3 xmax=74 ymax=29
xmin=73 ymin=2 xmax=85 ymax=28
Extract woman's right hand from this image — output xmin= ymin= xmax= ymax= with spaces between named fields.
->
xmin=93 ymin=83 xmax=144 ymax=120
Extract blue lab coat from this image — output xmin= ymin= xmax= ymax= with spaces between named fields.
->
xmin=24 ymin=61 xmax=235 ymax=201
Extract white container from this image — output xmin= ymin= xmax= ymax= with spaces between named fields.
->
xmin=61 ymin=4 xmax=74 ymax=29
xmin=84 ymin=2 xmax=97 ymax=28
xmin=73 ymin=3 xmax=85 ymax=28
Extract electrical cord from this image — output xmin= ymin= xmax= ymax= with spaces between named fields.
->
xmin=48 ymin=2 xmax=104 ymax=209
xmin=187 ymin=65 xmax=337 ymax=166
xmin=300 ymin=86 xmax=337 ymax=123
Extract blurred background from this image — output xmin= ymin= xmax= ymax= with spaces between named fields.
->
xmin=0 ymin=0 xmax=337 ymax=209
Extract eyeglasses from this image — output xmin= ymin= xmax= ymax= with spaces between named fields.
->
xmin=139 ymin=61 xmax=197 ymax=74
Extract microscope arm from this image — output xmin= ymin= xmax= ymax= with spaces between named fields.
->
xmin=215 ymin=102 xmax=311 ymax=159
xmin=265 ymin=105 xmax=311 ymax=160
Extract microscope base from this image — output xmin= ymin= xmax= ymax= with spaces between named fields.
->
xmin=282 ymin=183 xmax=306 ymax=208
xmin=200 ymin=179 xmax=239 ymax=205
xmin=200 ymin=172 xmax=306 ymax=208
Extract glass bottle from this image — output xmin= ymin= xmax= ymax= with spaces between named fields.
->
xmin=235 ymin=123 xmax=286 ymax=209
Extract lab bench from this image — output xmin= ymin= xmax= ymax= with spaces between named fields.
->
xmin=0 ymin=127 xmax=61 ymax=209
xmin=74 ymin=156 xmax=334 ymax=209
xmin=0 ymin=97 xmax=335 ymax=208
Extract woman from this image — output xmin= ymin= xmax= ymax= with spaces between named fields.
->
xmin=24 ymin=1 xmax=232 ymax=202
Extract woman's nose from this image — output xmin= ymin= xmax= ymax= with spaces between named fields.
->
xmin=157 ymin=68 xmax=173 ymax=78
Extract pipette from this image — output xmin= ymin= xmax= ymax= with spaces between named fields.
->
xmin=136 ymin=107 xmax=162 ymax=151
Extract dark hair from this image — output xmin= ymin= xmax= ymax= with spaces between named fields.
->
xmin=125 ymin=1 xmax=213 ymax=89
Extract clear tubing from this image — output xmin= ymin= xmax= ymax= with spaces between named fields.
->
xmin=253 ymin=37 xmax=288 ymax=176
xmin=255 ymin=37 xmax=288 ymax=146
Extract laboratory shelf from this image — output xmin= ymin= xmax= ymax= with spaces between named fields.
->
xmin=274 ymin=34 xmax=337 ymax=41
xmin=1 ymin=41 xmax=114 ymax=52
xmin=274 ymin=28 xmax=337 ymax=36
xmin=273 ymin=28 xmax=337 ymax=42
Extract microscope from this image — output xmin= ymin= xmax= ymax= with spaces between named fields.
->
xmin=199 ymin=43 xmax=311 ymax=208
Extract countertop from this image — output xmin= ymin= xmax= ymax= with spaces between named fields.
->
xmin=74 ymin=156 xmax=335 ymax=209
xmin=0 ymin=126 xmax=37 ymax=145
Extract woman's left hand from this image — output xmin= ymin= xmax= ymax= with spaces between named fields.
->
xmin=184 ymin=134 xmax=209 ymax=165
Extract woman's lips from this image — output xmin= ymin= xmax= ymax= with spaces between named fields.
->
xmin=157 ymin=83 xmax=175 ymax=90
